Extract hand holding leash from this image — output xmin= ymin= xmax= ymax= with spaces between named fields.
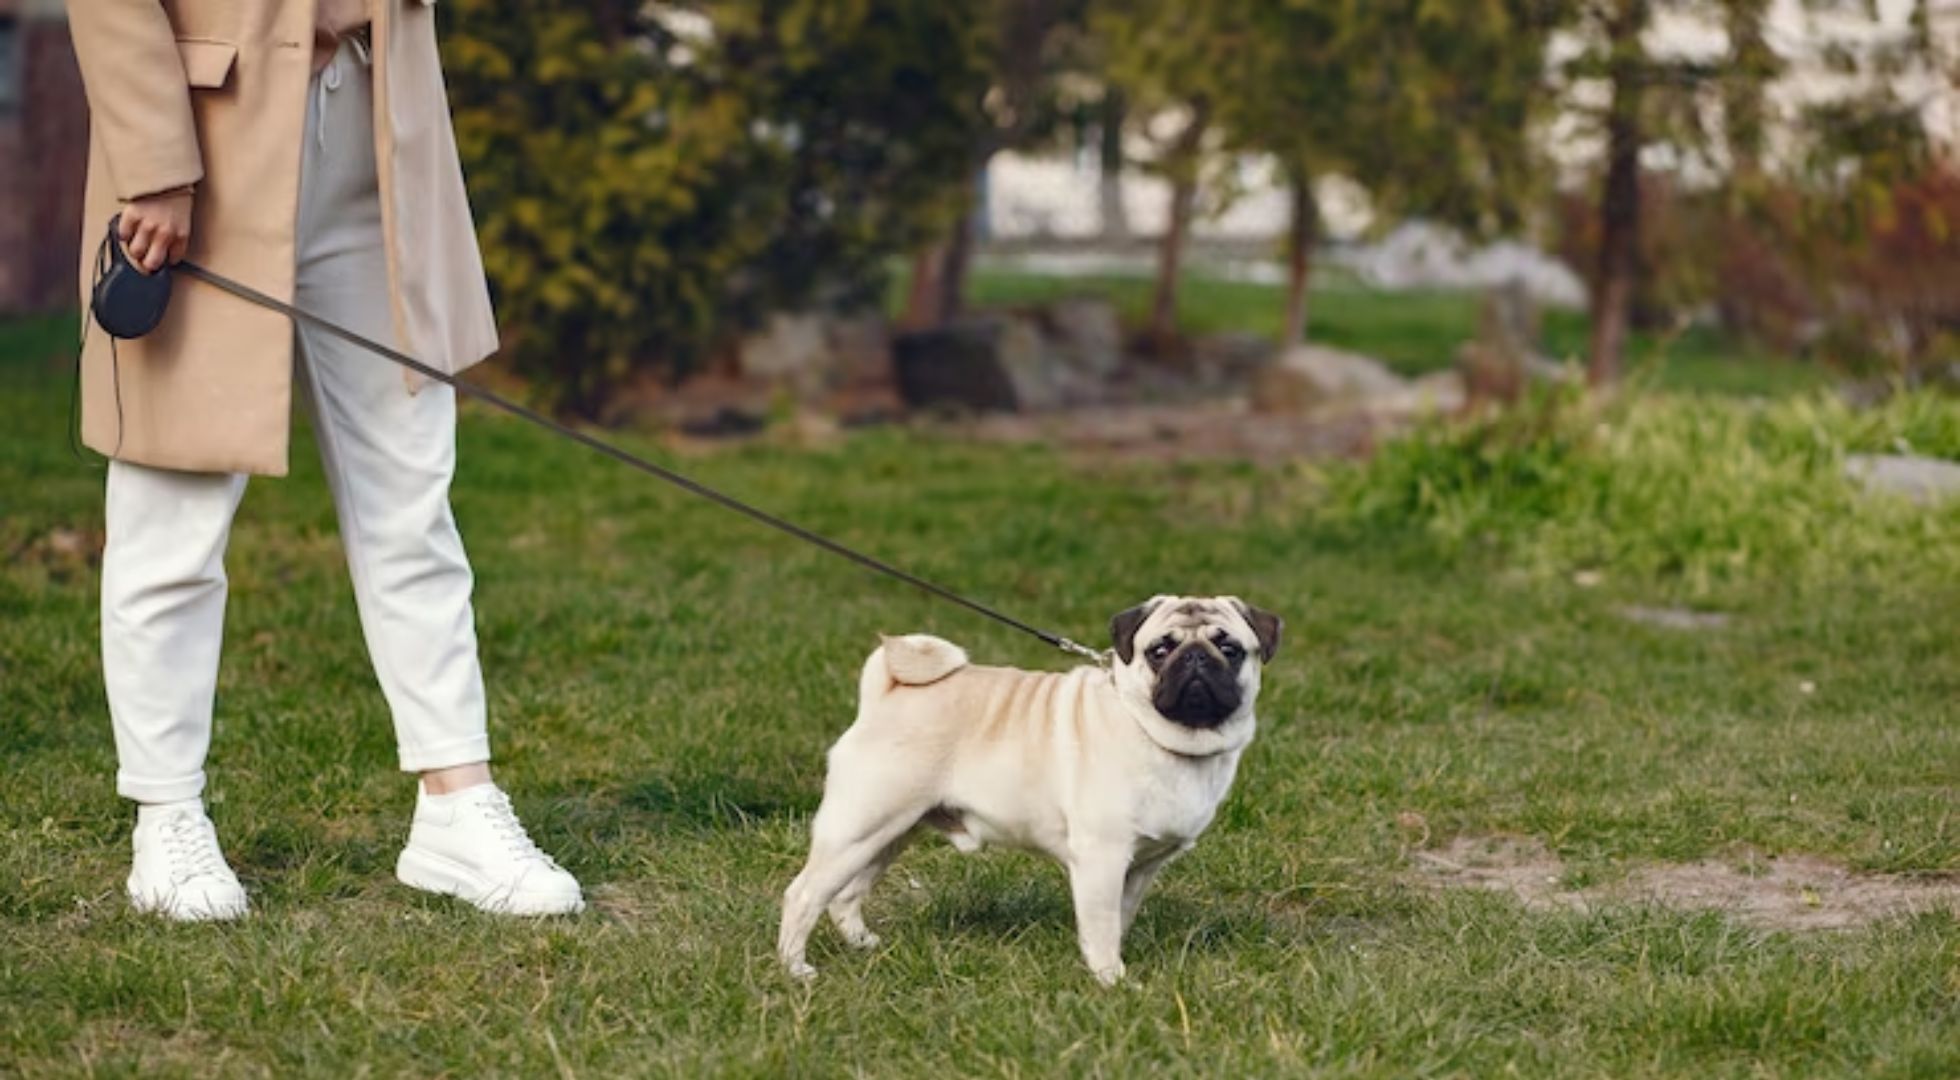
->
xmin=118 ymin=191 xmax=194 ymax=274
xmin=90 ymin=215 xmax=174 ymax=340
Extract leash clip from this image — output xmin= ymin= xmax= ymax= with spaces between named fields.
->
xmin=1054 ymin=637 xmax=1113 ymax=669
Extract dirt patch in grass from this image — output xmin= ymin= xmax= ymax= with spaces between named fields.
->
xmin=12 ymin=525 xmax=103 ymax=575
xmin=1414 ymin=834 xmax=1960 ymax=931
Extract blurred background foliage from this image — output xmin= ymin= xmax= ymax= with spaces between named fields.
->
xmin=440 ymin=0 xmax=1955 ymax=414
xmin=442 ymin=0 xmax=994 ymax=415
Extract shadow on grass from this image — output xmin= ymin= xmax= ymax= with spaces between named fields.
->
xmin=612 ymin=770 xmax=817 ymax=834
xmin=909 ymin=872 xmax=1365 ymax=961
xmin=919 ymin=873 xmax=1074 ymax=939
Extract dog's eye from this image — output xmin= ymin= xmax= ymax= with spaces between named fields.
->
xmin=1146 ymin=639 xmax=1176 ymax=661
xmin=1218 ymin=639 xmax=1245 ymax=660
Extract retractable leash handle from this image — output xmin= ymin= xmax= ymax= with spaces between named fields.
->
xmin=89 ymin=214 xmax=175 ymax=340
xmin=82 ymin=213 xmax=1112 ymax=669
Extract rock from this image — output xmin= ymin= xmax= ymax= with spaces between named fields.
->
xmin=1414 ymin=370 xmax=1469 ymax=409
xmin=823 ymin=313 xmax=895 ymax=387
xmin=737 ymin=312 xmax=895 ymax=401
xmin=953 ymin=299 xmax=1123 ymax=407
xmin=738 ymin=313 xmax=829 ymax=393
xmin=894 ymin=318 xmax=1041 ymax=413
xmin=1033 ymin=296 xmax=1123 ymax=380
xmin=1335 ymin=221 xmax=1589 ymax=309
xmin=1251 ymin=344 xmax=1407 ymax=414
xmin=1188 ymin=332 xmax=1278 ymax=388
xmin=989 ymin=317 xmax=1058 ymax=409
xmin=1844 ymin=453 xmax=1960 ymax=505
xmin=1373 ymin=370 xmax=1468 ymax=418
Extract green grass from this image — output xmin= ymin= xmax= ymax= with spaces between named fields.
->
xmin=1324 ymin=384 xmax=1960 ymax=596
xmin=949 ymin=266 xmax=1833 ymax=398
xmin=4 ymin=311 xmax=1958 ymax=1077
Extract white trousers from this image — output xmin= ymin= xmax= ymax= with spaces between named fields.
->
xmin=102 ymin=42 xmax=490 ymax=802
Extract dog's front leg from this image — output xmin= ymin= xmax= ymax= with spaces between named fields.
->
xmin=1120 ymin=842 xmax=1188 ymax=937
xmin=1066 ymin=845 xmax=1133 ymax=986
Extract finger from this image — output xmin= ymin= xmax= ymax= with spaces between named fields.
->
xmin=137 ymin=223 xmax=167 ymax=274
xmin=125 ymin=228 xmax=151 ymax=270
xmin=117 ymin=212 xmax=138 ymax=243
xmin=168 ymin=231 xmax=190 ymax=265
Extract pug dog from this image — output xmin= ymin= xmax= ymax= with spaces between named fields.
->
xmin=778 ymin=595 xmax=1281 ymax=985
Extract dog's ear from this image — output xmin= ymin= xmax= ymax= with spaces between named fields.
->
xmin=1231 ymin=599 xmax=1284 ymax=662
xmin=1109 ymin=599 xmax=1162 ymax=664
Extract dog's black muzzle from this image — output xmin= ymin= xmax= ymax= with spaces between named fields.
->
xmin=1152 ymin=644 xmax=1243 ymax=728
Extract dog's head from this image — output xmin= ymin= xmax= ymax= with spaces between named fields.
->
xmin=1108 ymin=595 xmax=1280 ymax=754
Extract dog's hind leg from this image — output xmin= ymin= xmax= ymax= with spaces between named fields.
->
xmin=827 ymin=830 xmax=914 ymax=950
xmin=779 ymin=793 xmax=926 ymax=979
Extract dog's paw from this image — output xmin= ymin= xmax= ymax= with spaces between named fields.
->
xmin=843 ymin=929 xmax=882 ymax=951
xmin=785 ymin=959 xmax=819 ymax=981
xmin=1090 ymin=961 xmax=1126 ymax=987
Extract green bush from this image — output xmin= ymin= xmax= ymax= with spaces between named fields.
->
xmin=441 ymin=1 xmax=989 ymax=416
xmin=1325 ymin=388 xmax=1960 ymax=594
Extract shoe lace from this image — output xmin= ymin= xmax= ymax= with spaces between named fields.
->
xmin=159 ymin=814 xmax=230 ymax=884
xmin=472 ymin=789 xmax=564 ymax=870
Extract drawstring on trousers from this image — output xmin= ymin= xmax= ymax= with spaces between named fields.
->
xmin=314 ymin=35 xmax=371 ymax=152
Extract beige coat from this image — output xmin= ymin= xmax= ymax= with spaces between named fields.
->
xmin=69 ymin=0 xmax=498 ymax=476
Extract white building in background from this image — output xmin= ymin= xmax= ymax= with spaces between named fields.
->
xmin=982 ymin=0 xmax=1958 ymax=305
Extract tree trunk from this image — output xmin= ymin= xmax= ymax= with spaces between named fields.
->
xmin=1281 ymin=171 xmax=1319 ymax=347
xmin=1588 ymin=1 xmax=1648 ymax=387
xmin=938 ymin=192 xmax=979 ymax=324
xmin=1099 ymin=88 xmax=1129 ymax=241
xmin=1149 ymin=177 xmax=1196 ymax=353
xmin=1588 ymin=110 xmax=1640 ymax=386
xmin=900 ymin=245 xmax=947 ymax=331
xmin=1148 ymin=104 xmax=1209 ymax=354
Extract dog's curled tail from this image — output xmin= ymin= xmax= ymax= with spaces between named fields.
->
xmin=865 ymin=634 xmax=969 ymax=694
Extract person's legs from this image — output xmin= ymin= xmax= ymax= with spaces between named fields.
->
xmin=102 ymin=460 xmax=252 ymax=919
xmin=103 ymin=463 xmax=247 ymax=801
xmin=295 ymin=41 xmax=579 ymax=914
xmin=295 ymin=41 xmax=491 ymax=776
xmin=292 ymin=301 xmax=492 ymax=775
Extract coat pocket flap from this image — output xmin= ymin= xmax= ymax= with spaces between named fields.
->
xmin=176 ymin=39 xmax=239 ymax=89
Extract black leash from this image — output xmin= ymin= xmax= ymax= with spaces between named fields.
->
xmin=163 ymin=260 xmax=1108 ymax=666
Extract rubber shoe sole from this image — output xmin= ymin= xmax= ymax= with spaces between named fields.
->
xmin=127 ymin=876 xmax=249 ymax=922
xmin=395 ymin=845 xmax=584 ymax=916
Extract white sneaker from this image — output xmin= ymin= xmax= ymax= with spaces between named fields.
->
xmin=395 ymin=783 xmax=584 ymax=916
xmin=127 ymin=800 xmax=250 ymax=922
